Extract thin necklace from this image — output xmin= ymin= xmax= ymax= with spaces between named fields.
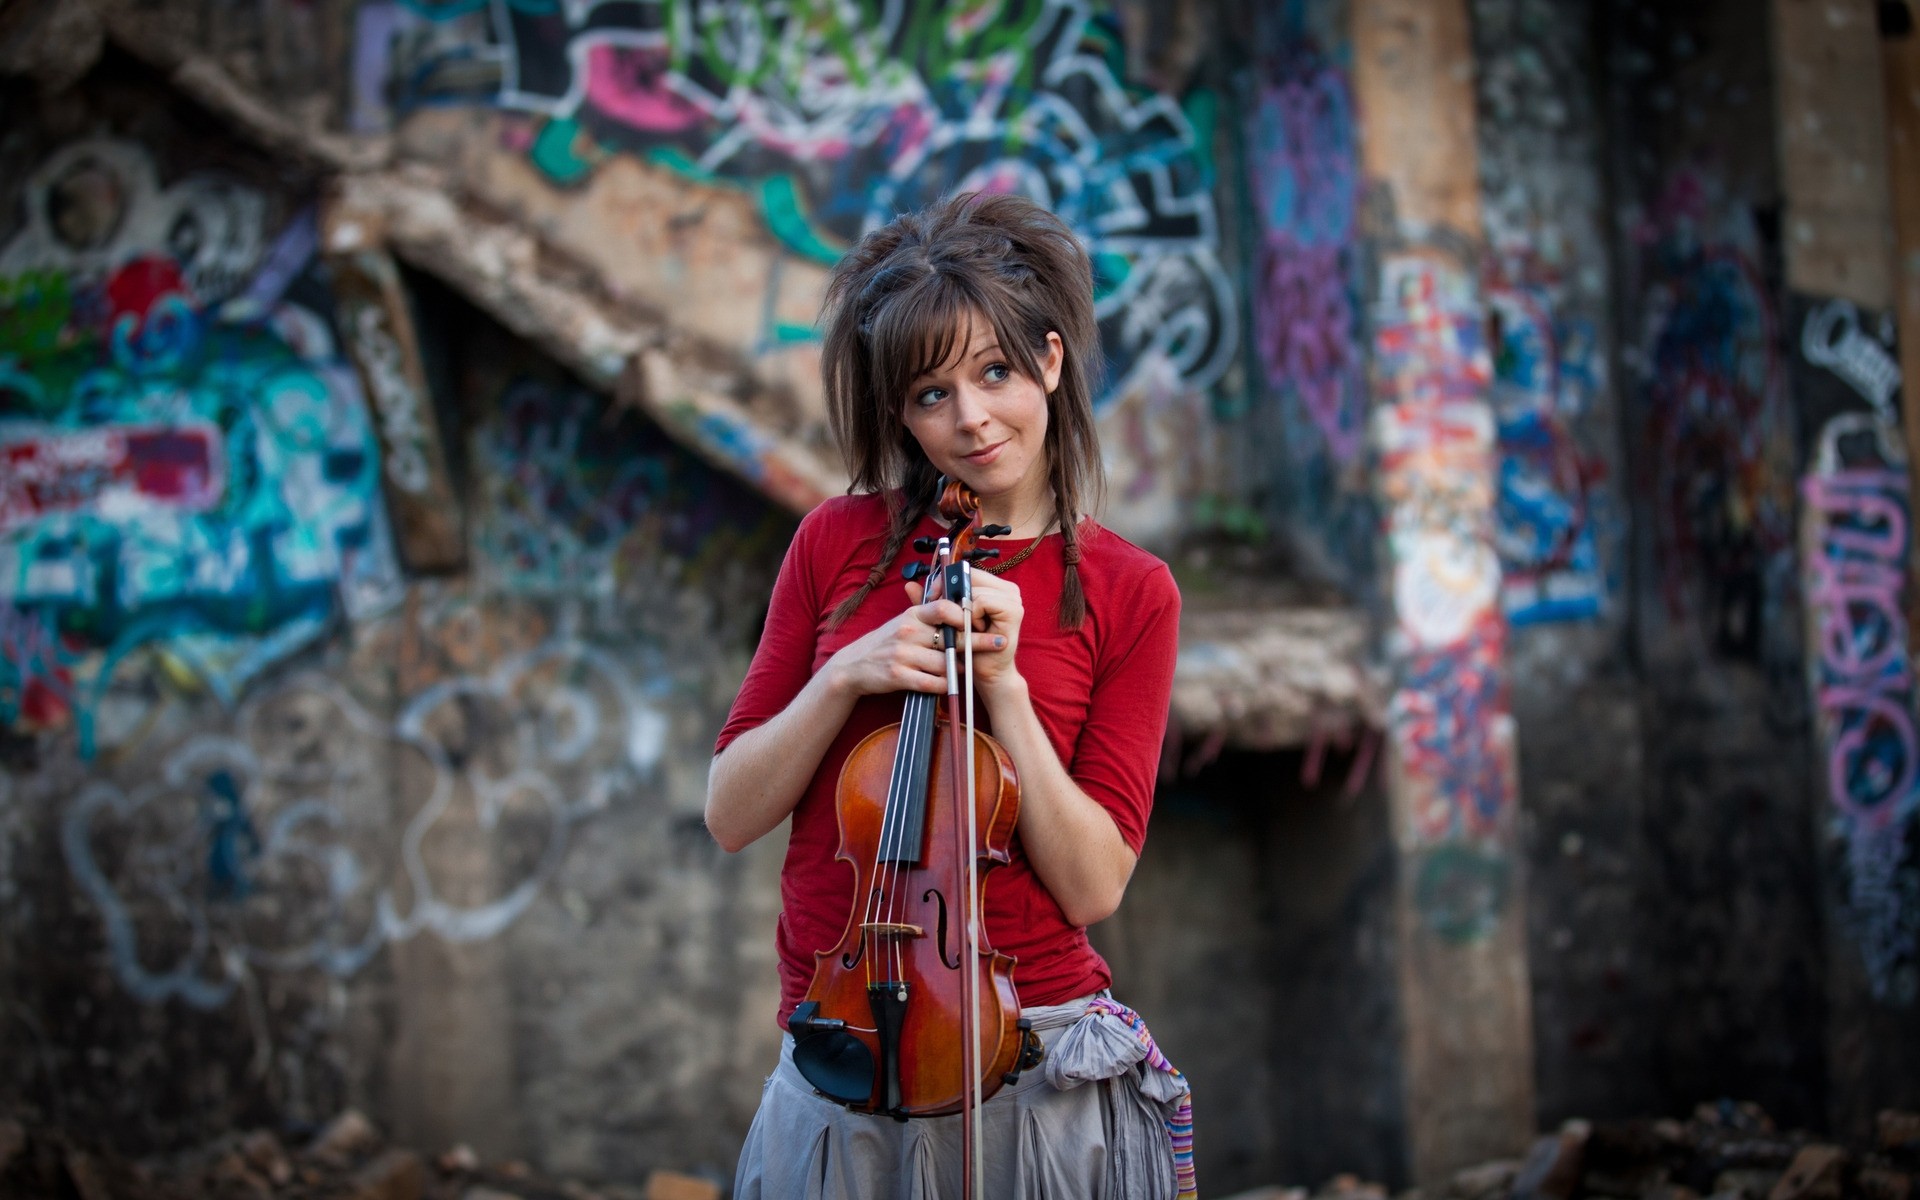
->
xmin=984 ymin=526 xmax=1051 ymax=575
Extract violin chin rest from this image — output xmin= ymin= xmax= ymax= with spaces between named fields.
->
xmin=790 ymin=1003 xmax=875 ymax=1105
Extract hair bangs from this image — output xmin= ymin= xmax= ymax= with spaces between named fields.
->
xmin=867 ymin=274 xmax=1048 ymax=421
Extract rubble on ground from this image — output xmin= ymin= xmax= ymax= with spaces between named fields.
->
xmin=1221 ymin=1103 xmax=1920 ymax=1200
xmin=0 ymin=1109 xmax=723 ymax=1200
xmin=1 ymin=1099 xmax=1914 ymax=1200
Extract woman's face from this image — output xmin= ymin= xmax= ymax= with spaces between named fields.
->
xmin=899 ymin=313 xmax=1063 ymax=526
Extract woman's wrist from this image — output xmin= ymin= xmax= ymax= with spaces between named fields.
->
xmin=980 ymin=668 xmax=1029 ymax=713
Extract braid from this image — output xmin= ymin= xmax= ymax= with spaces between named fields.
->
xmin=826 ymin=469 xmax=938 ymax=629
xmin=1055 ymin=484 xmax=1088 ymax=631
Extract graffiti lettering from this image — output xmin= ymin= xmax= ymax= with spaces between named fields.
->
xmin=1803 ymin=413 xmax=1920 ymax=1001
xmin=1803 ymin=299 xmax=1902 ymax=422
xmin=371 ymin=0 xmax=1234 ymax=401
xmin=0 ymin=138 xmax=402 ymax=749
xmin=1 ymin=423 xmax=224 ymax=532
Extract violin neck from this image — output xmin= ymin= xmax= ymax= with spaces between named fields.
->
xmin=881 ymin=691 xmax=939 ymax=865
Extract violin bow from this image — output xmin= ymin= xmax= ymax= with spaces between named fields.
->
xmin=962 ymin=556 xmax=986 ymax=1199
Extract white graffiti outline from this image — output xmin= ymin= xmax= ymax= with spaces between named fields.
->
xmin=62 ymin=635 xmax=667 ymax=1008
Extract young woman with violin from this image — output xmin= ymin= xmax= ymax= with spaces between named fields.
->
xmin=706 ymin=193 xmax=1193 ymax=1200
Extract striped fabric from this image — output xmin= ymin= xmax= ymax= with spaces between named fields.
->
xmin=1085 ymin=998 xmax=1198 ymax=1199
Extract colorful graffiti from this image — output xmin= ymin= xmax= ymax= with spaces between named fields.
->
xmin=1372 ymin=252 xmax=1515 ymax=890
xmin=1638 ymin=169 xmax=1793 ymax=659
xmin=358 ymin=0 xmax=1233 ymax=402
xmin=473 ymin=373 xmax=786 ymax=601
xmin=1802 ymin=414 xmax=1920 ymax=1003
xmin=1489 ymin=285 xmax=1606 ymax=624
xmin=1249 ymin=43 xmax=1364 ymax=465
xmin=61 ymin=595 xmax=669 ymax=1008
xmin=0 ymin=139 xmax=401 ymax=751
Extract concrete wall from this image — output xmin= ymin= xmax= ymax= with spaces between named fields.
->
xmin=1470 ymin=0 xmax=1656 ymax=1125
xmin=1601 ymin=0 xmax=1830 ymax=1127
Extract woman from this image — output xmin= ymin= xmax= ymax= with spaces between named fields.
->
xmin=706 ymin=193 xmax=1192 ymax=1200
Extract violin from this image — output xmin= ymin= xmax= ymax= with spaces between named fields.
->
xmin=787 ymin=478 xmax=1045 ymax=1191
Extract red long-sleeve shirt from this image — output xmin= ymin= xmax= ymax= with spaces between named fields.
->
xmin=716 ymin=492 xmax=1181 ymax=1026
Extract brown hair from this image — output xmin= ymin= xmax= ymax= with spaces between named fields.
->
xmin=819 ymin=192 xmax=1104 ymax=629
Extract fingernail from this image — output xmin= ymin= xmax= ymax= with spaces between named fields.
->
xmin=994 ymin=636 xmax=1006 ymax=648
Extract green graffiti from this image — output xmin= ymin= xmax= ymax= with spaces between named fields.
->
xmin=1182 ymin=89 xmax=1218 ymax=186
xmin=529 ymin=116 xmax=595 ymax=186
xmin=0 ymin=271 xmax=76 ymax=359
xmin=1413 ymin=843 xmax=1511 ymax=943
xmin=399 ymin=0 xmax=556 ymax=17
xmin=759 ymin=176 xmax=846 ymax=266
xmin=1092 ymin=252 xmax=1131 ymax=304
xmin=645 ymin=146 xmax=719 ymax=185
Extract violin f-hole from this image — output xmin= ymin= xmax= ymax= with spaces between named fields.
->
xmin=923 ymin=887 xmax=961 ymax=969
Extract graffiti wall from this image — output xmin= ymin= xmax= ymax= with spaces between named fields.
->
xmin=1246 ymin=8 xmax=1376 ymax=585
xmin=1792 ymin=295 xmax=1918 ymax=1007
xmin=356 ymin=0 xmax=1233 ymax=408
xmin=0 ymin=138 xmax=402 ymax=755
xmin=1372 ymin=251 xmax=1516 ymax=941
xmin=0 ymin=88 xmax=793 ymax=1168
xmin=1474 ymin=0 xmax=1613 ymax=629
xmin=1601 ymin=0 xmax=1828 ymax=1128
xmin=1636 ymin=165 xmax=1797 ymax=662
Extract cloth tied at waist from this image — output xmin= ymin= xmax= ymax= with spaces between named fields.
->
xmin=1033 ymin=996 xmax=1198 ymax=1200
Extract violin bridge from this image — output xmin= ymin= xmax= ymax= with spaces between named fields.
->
xmin=860 ymin=922 xmax=927 ymax=939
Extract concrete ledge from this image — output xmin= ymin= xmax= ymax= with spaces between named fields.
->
xmin=1174 ymin=604 xmax=1382 ymax=751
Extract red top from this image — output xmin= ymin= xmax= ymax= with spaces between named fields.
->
xmin=715 ymin=493 xmax=1182 ymax=1026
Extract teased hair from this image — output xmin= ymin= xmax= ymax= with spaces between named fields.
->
xmin=819 ymin=192 xmax=1104 ymax=629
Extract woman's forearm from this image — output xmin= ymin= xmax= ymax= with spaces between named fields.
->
xmin=984 ymin=675 xmax=1138 ymax=926
xmin=706 ymin=666 xmax=856 ymax=852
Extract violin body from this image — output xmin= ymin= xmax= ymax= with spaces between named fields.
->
xmin=792 ymin=713 xmax=1023 ymax=1116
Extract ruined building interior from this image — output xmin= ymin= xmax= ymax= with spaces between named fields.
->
xmin=1 ymin=0 xmax=1918 ymax=1197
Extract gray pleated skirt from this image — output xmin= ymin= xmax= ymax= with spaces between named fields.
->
xmin=733 ymin=995 xmax=1190 ymax=1200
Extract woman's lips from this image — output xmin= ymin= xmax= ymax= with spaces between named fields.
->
xmin=963 ymin=440 xmax=1007 ymax=465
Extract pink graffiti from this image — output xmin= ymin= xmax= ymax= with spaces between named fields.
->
xmin=1250 ymin=50 xmax=1364 ymax=464
xmin=585 ymin=45 xmax=706 ymax=134
xmin=1257 ymin=244 xmax=1363 ymax=462
xmin=1804 ymin=467 xmax=1918 ymax=831
xmin=1 ymin=424 xmax=223 ymax=533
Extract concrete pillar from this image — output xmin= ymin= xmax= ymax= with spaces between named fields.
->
xmin=1774 ymin=0 xmax=1920 ymax=1138
xmin=1351 ymin=0 xmax=1535 ymax=1182
xmin=1887 ymin=3 xmax=1920 ymax=603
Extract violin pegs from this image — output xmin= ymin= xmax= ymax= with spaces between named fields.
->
xmin=979 ymin=524 xmax=1012 ymax=538
xmin=912 ymin=536 xmax=937 ymax=553
xmin=966 ymin=548 xmax=1001 ymax=564
xmin=902 ymin=562 xmax=930 ymax=582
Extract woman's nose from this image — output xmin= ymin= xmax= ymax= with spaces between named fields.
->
xmin=950 ymin=385 xmax=989 ymax=431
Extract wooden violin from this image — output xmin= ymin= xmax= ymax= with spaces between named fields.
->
xmin=787 ymin=478 xmax=1043 ymax=1192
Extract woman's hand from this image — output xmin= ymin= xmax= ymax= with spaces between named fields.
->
xmin=952 ymin=569 xmax=1025 ymax=701
xmin=824 ymin=583 xmax=1008 ymax=698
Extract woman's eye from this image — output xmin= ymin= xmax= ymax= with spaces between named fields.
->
xmin=984 ymin=364 xmax=1010 ymax=384
xmin=914 ymin=387 xmax=946 ymax=407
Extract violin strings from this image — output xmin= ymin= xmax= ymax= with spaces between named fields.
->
xmin=874 ymin=689 xmax=925 ymax=986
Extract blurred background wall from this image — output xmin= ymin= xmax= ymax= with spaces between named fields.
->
xmin=1 ymin=0 xmax=1916 ymax=1193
